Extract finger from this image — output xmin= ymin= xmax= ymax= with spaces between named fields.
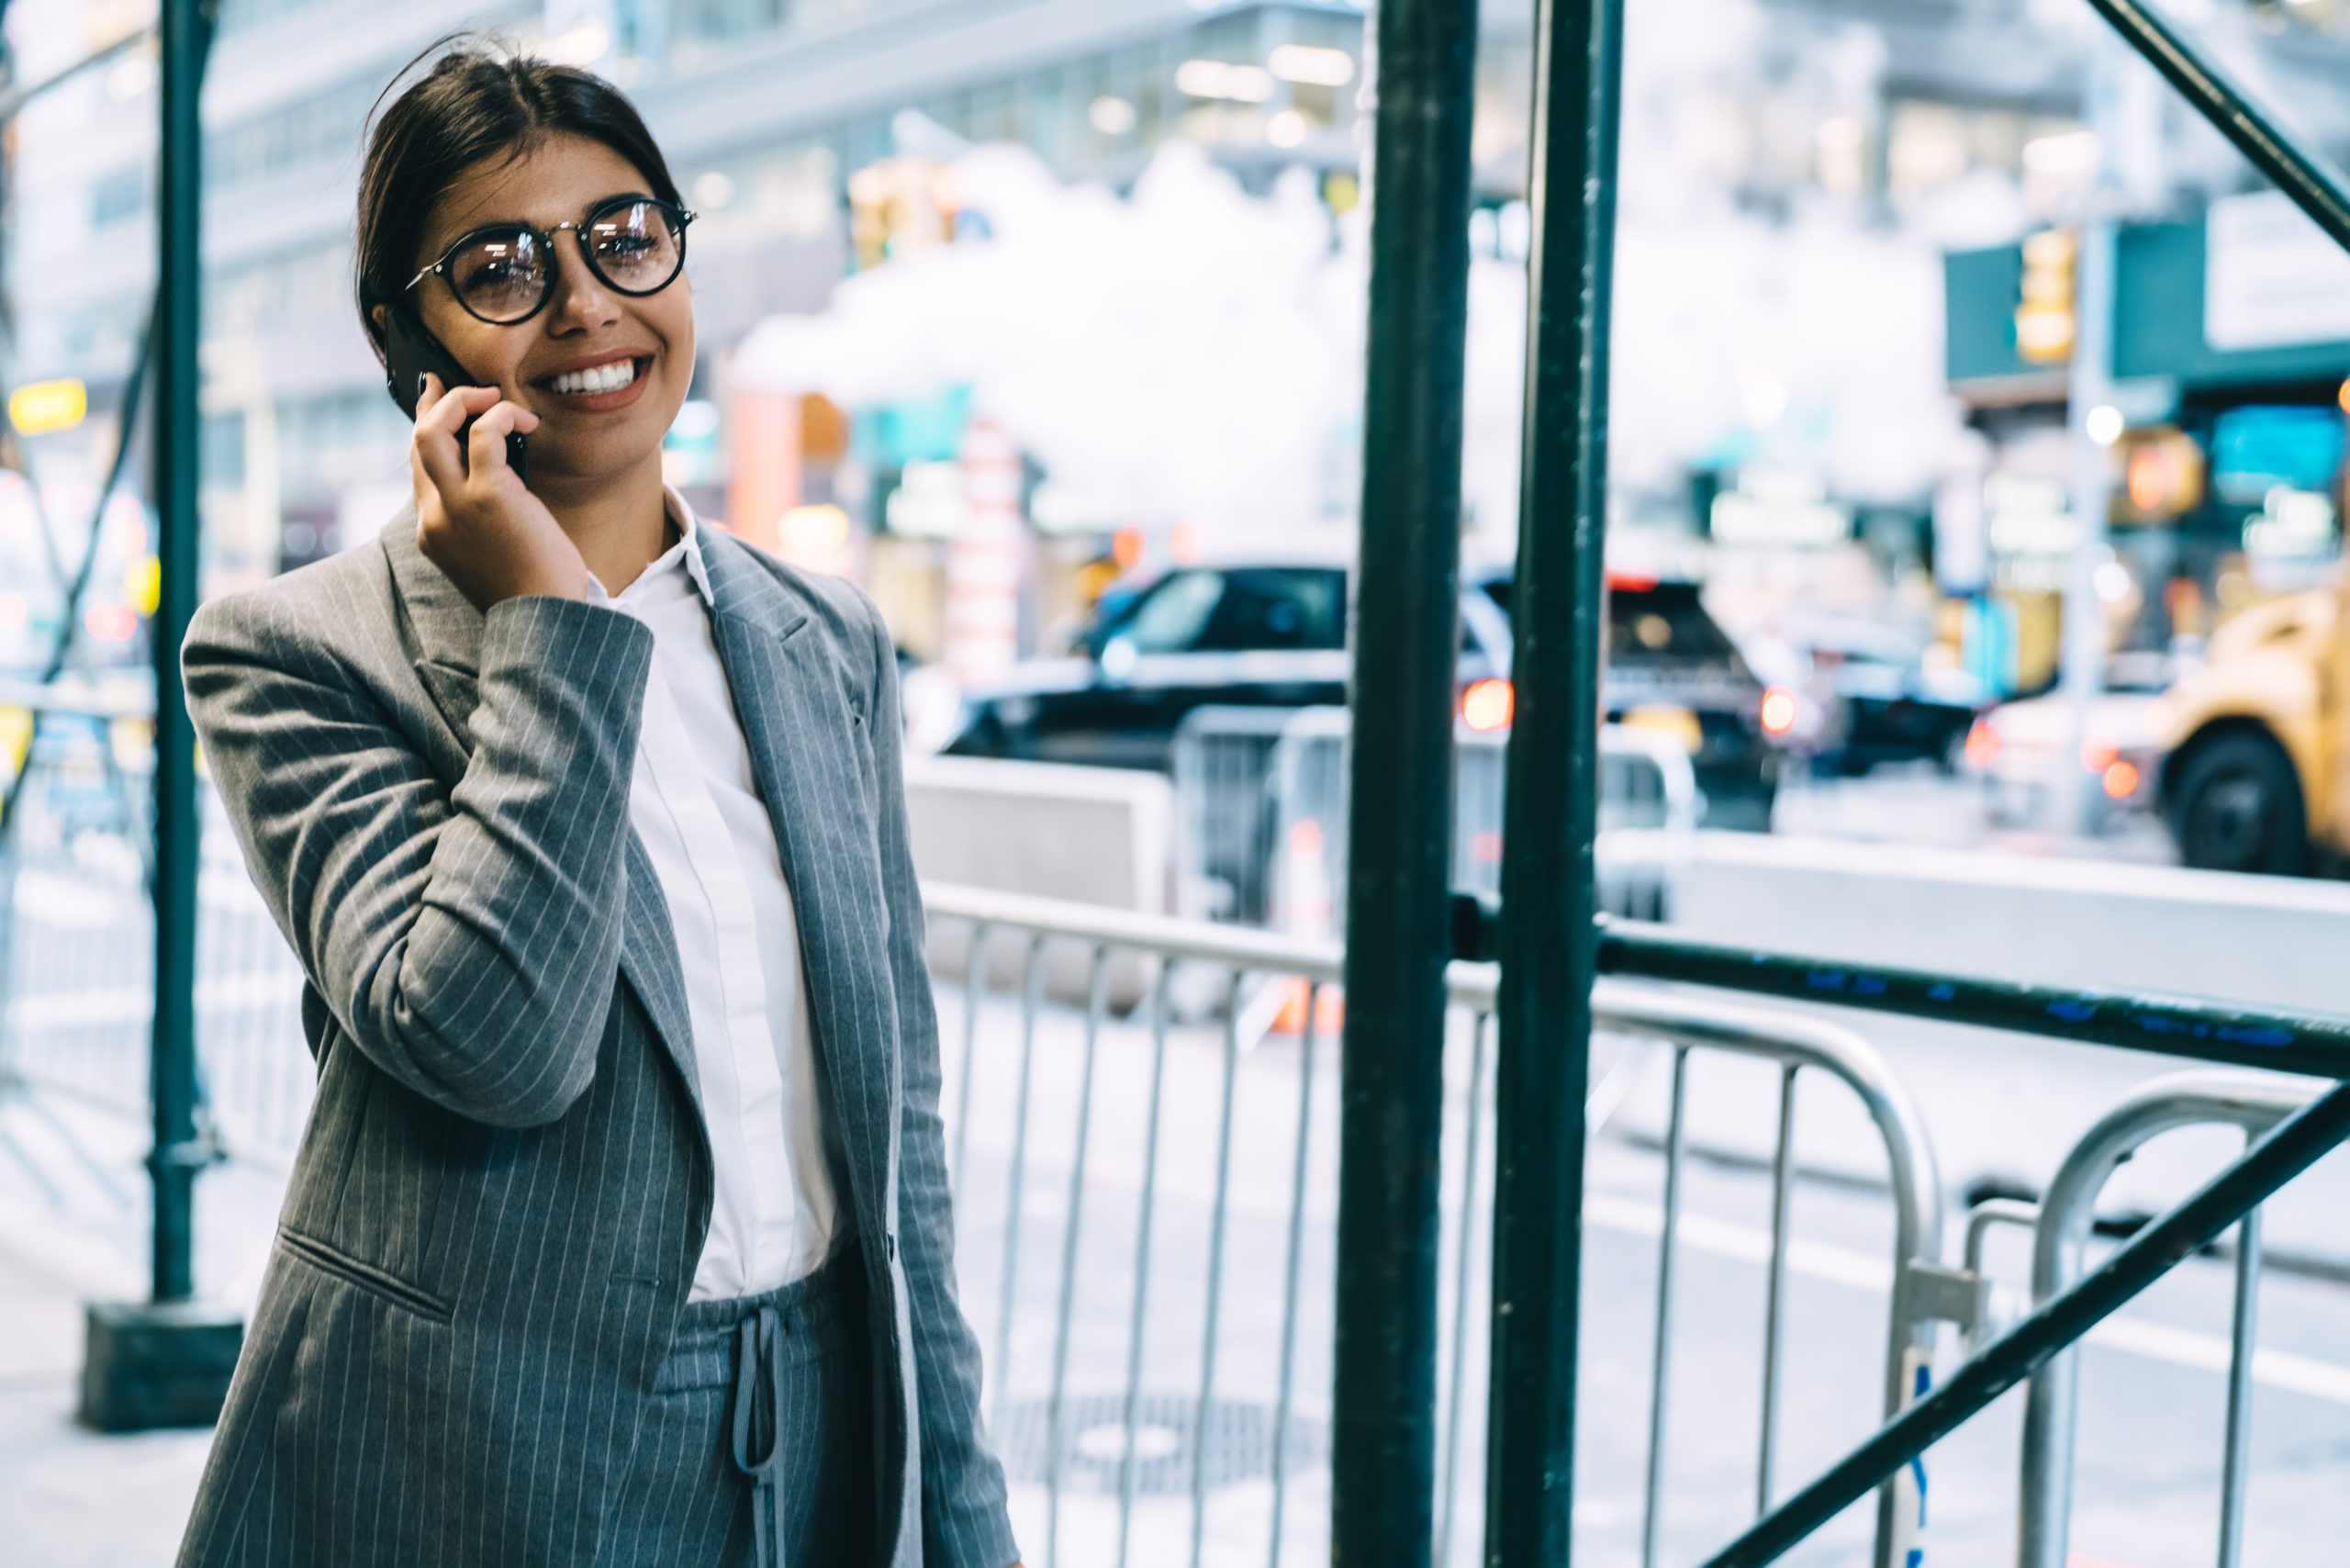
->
xmin=414 ymin=384 xmax=502 ymax=489
xmin=465 ymin=400 xmax=532 ymax=477
xmin=413 ymin=400 xmax=470 ymax=499
xmin=420 ymin=382 xmax=500 ymax=440
xmin=409 ymin=440 xmax=453 ymax=534
xmin=416 ymin=371 xmax=442 ymax=421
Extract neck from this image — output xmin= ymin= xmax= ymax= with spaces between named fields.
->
xmin=532 ymin=450 xmax=675 ymax=597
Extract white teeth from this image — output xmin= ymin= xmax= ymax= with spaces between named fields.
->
xmin=548 ymin=359 xmax=638 ymax=395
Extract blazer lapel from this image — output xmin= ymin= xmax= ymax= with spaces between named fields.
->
xmin=379 ymin=510 xmax=487 ymax=760
xmin=376 ymin=512 xmax=702 ymax=1115
xmin=699 ymin=531 xmax=899 ymax=1240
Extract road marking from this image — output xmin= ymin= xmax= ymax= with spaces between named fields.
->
xmin=1584 ymin=1189 xmax=2350 ymax=1409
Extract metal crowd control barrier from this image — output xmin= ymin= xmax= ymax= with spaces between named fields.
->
xmin=1170 ymin=705 xmax=1697 ymax=932
xmin=920 ymin=882 xmax=1944 ymax=1568
xmin=1597 ymin=919 xmax=2350 ymax=1568
xmin=0 ymin=692 xmax=313 ymax=1183
xmin=2012 ymin=1072 xmax=2320 ymax=1568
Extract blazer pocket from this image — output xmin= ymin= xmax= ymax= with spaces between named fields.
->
xmin=277 ymin=1227 xmax=455 ymax=1325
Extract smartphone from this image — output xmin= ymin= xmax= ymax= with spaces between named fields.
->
xmin=382 ymin=305 xmax=528 ymax=484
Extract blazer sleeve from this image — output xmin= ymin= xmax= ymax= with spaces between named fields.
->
xmin=183 ymin=585 xmax=655 ymax=1128
xmin=857 ymin=596 xmax=1022 ymax=1568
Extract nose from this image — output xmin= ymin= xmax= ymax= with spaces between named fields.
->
xmin=543 ymin=230 xmax=621 ymax=334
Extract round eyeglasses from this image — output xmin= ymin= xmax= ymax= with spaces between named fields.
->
xmin=405 ymin=194 xmax=697 ymax=326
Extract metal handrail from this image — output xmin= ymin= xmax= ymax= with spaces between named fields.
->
xmin=924 ymin=883 xmax=1347 ymax=981
xmin=0 ymin=681 xmax=158 ymax=720
xmin=2017 ymin=1073 xmax=2317 ymax=1568
xmin=1596 ymin=920 xmax=2350 ymax=1081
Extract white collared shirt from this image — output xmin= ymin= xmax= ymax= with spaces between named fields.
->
xmin=583 ymin=487 xmax=839 ymax=1302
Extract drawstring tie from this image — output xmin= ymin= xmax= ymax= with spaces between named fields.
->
xmin=729 ymin=1304 xmax=789 ymax=1568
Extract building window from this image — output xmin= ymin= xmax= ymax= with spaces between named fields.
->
xmin=202 ymin=412 xmax=247 ymax=488
xmin=210 ymin=242 xmax=352 ymax=336
xmin=92 ymin=166 xmax=149 ymax=230
xmin=672 ymin=0 xmax=795 ymax=50
xmin=217 ymin=0 xmax=332 ymax=32
xmin=205 ymin=72 xmax=380 ymax=189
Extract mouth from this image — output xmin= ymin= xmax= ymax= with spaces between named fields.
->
xmin=531 ymin=353 xmax=655 ymax=411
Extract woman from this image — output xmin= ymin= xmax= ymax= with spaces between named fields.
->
xmin=177 ymin=39 xmax=1019 ymax=1568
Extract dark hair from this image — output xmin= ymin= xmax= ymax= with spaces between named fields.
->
xmin=354 ymin=34 xmax=685 ymax=361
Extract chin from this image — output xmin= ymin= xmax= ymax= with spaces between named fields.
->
xmin=531 ymin=433 xmax=667 ymax=487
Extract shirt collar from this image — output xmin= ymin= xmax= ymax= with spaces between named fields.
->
xmin=668 ymin=486 xmax=716 ymax=605
xmin=584 ymin=485 xmax=715 ymax=607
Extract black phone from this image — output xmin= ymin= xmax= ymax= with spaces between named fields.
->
xmin=382 ymin=306 xmax=528 ymax=484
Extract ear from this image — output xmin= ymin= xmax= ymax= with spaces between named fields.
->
xmin=365 ymin=304 xmax=389 ymax=370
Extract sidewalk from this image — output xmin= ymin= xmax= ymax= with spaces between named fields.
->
xmin=0 ymin=1089 xmax=286 ymax=1567
xmin=0 ymin=1202 xmax=215 ymax=1566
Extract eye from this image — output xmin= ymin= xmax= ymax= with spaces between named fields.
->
xmin=453 ymin=232 xmax=537 ymax=285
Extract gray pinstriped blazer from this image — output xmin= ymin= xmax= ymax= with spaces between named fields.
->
xmin=174 ymin=509 xmax=1019 ymax=1567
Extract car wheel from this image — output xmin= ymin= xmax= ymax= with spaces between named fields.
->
xmin=2169 ymin=732 xmax=2308 ymax=876
xmin=1939 ymin=722 xmax=1973 ymax=777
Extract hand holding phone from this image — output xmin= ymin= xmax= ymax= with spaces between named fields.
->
xmin=407 ymin=375 xmax=587 ymax=608
xmin=384 ymin=306 xmax=528 ymax=481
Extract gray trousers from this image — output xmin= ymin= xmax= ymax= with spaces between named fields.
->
xmin=599 ymin=1242 xmax=877 ymax=1567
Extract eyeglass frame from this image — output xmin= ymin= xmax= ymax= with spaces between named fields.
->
xmin=403 ymin=193 xmax=699 ymax=326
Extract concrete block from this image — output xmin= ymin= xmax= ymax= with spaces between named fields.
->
xmin=903 ymin=756 xmax=1174 ymax=1009
xmin=78 ymin=1298 xmax=244 ymax=1432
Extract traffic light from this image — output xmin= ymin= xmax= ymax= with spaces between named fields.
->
xmin=2014 ymin=228 xmax=2078 ymax=365
xmin=848 ymin=156 xmax=957 ymax=271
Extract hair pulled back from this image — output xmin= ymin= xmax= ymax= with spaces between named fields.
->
xmin=354 ymin=34 xmax=683 ymax=362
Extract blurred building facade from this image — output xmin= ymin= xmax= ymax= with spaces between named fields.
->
xmin=9 ymin=0 xmax=2350 ymax=673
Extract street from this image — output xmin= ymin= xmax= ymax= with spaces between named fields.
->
xmin=11 ymin=0 xmax=2350 ymax=1558
xmin=6 ymin=822 xmax=2349 ymax=1566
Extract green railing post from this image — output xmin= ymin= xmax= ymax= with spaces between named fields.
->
xmin=2082 ymin=0 xmax=2350 ymax=249
xmin=1483 ymin=0 xmax=1622 ymax=1562
xmin=1331 ymin=0 xmax=1479 ymax=1558
xmin=150 ymin=0 xmax=207 ymax=1310
xmin=77 ymin=0 xmax=241 ymax=1433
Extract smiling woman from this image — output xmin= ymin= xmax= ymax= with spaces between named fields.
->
xmin=170 ymin=33 xmax=1020 ymax=1568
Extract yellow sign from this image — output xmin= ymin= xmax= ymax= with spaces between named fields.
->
xmin=8 ymin=377 xmax=88 ymax=436
xmin=126 ymin=554 xmax=161 ymax=617
xmin=0 ymin=705 xmax=29 ymax=784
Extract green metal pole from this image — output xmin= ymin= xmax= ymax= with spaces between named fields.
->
xmin=151 ymin=0 xmax=207 ymax=1306
xmin=76 ymin=0 xmax=239 ymax=1435
xmin=1483 ymin=0 xmax=1621 ymax=1560
xmin=1332 ymin=0 xmax=1478 ymax=1559
xmin=2083 ymin=0 xmax=2350 ymax=252
xmin=1597 ymin=924 xmax=2350 ymax=1081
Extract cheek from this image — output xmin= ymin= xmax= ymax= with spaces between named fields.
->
xmin=655 ymin=294 xmax=694 ymax=372
xmin=423 ymin=303 xmax=526 ymax=389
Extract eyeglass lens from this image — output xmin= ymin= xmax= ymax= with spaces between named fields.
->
xmin=445 ymin=199 xmax=685 ymax=322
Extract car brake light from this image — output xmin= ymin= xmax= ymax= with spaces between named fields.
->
xmin=1462 ymin=678 xmax=1515 ymax=733
xmin=1965 ymin=718 xmax=1999 ymax=768
xmin=2103 ymin=760 xmax=2141 ymax=800
xmin=1760 ymin=686 xmax=1798 ymax=737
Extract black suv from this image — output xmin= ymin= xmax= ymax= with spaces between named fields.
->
xmin=938 ymin=555 xmax=1785 ymax=828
